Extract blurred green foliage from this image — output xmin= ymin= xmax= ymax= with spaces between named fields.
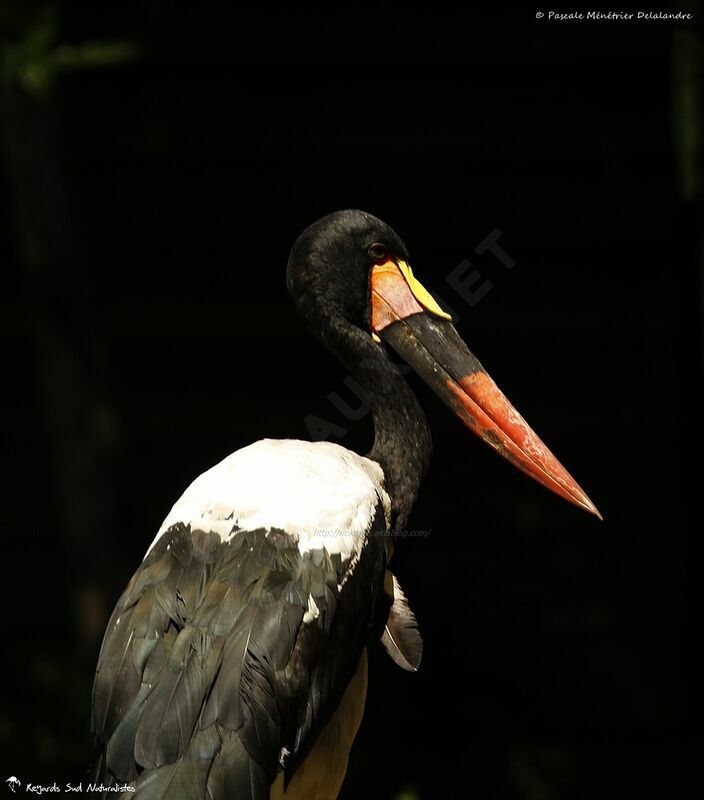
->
xmin=1 ymin=2 xmax=138 ymax=96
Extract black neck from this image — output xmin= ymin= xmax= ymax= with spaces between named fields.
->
xmin=321 ymin=319 xmax=432 ymax=531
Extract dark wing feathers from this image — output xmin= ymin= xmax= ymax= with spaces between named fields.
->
xmin=134 ymin=758 xmax=210 ymax=800
xmin=204 ymin=731 xmax=270 ymax=800
xmin=95 ymin=525 xmax=299 ymax=794
xmin=92 ymin=512 xmax=389 ymax=799
xmin=104 ymin=683 xmax=147 ymax=781
xmin=134 ymin=629 xmax=224 ymax=768
xmin=91 ymin=619 xmax=139 ymax=742
xmin=200 ymin=604 xmax=259 ymax=730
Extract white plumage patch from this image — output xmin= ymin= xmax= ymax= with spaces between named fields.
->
xmin=147 ymin=439 xmax=390 ymax=564
xmin=303 ymin=593 xmax=320 ymax=624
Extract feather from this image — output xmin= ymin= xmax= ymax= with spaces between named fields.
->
xmin=134 ymin=757 xmax=210 ymax=800
xmin=206 ymin=731 xmax=269 ymax=800
xmin=120 ymin=544 xmax=174 ymax=609
xmin=135 ymin=628 xmax=224 ymax=769
xmin=142 ymin=626 xmax=177 ymax=685
xmin=200 ymin=605 xmax=258 ymax=730
xmin=93 ymin=504 xmax=386 ymax=795
xmin=129 ymin=586 xmax=170 ymax=638
xmin=380 ymin=573 xmax=423 ymax=672
xmin=192 ymin=578 xmax=244 ymax=637
xmin=104 ymin=683 xmax=151 ymax=781
xmin=92 ymin=612 xmax=139 ymax=740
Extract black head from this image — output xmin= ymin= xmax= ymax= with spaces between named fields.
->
xmin=286 ymin=209 xmax=410 ymax=333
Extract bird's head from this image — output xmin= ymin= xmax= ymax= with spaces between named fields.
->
xmin=287 ymin=209 xmax=600 ymax=518
xmin=287 ymin=209 xmax=409 ymax=332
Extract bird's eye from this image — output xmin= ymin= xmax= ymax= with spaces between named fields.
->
xmin=368 ymin=243 xmax=389 ymax=263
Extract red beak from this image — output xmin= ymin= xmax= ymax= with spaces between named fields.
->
xmin=371 ymin=259 xmax=601 ymax=518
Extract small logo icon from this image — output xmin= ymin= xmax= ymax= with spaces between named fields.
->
xmin=5 ymin=777 xmax=20 ymax=793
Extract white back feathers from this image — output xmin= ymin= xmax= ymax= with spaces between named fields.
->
xmin=148 ymin=439 xmax=391 ymax=563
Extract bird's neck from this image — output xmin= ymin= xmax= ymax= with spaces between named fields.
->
xmin=323 ymin=320 xmax=432 ymax=531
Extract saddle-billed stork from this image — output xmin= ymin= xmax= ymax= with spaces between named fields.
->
xmin=92 ymin=210 xmax=600 ymax=799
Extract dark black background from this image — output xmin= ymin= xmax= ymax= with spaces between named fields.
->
xmin=1 ymin=3 xmax=701 ymax=798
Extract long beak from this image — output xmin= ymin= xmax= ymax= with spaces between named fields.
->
xmin=371 ymin=259 xmax=601 ymax=519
